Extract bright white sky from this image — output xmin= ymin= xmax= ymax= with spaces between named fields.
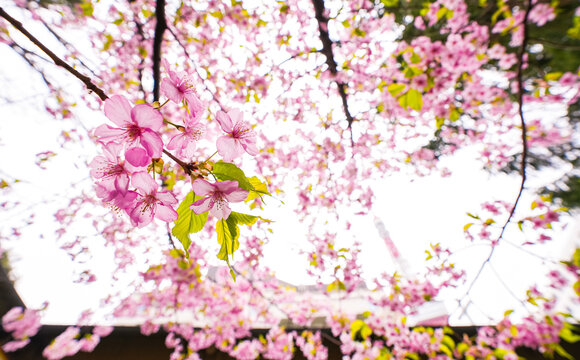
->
xmin=0 ymin=5 xmax=578 ymax=327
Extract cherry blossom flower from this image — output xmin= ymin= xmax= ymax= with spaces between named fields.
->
xmin=215 ymin=109 xmax=258 ymax=162
xmin=129 ymin=172 xmax=178 ymax=228
xmin=167 ymin=106 xmax=206 ymax=159
xmin=95 ymin=178 xmax=138 ymax=214
xmin=190 ymin=179 xmax=249 ymax=220
xmin=94 ymin=95 xmax=163 ymax=167
xmin=89 ymin=142 xmax=132 ymax=195
xmin=161 ymin=60 xmax=204 ymax=117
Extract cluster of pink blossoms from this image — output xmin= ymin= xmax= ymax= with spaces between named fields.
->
xmin=1 ymin=306 xmax=42 ymax=352
xmin=90 ymin=62 xmax=259 ymax=227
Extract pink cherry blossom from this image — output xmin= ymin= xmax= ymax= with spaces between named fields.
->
xmin=95 ymin=178 xmax=138 ymax=214
xmin=89 ymin=142 xmax=131 ymax=195
xmin=190 ymin=179 xmax=249 ymax=220
xmin=94 ymin=95 xmax=163 ymax=166
xmin=215 ymin=109 xmax=258 ymax=162
xmin=167 ymin=110 xmax=206 ymax=159
xmin=129 ymin=172 xmax=178 ymax=227
xmin=161 ymin=60 xmax=204 ymax=117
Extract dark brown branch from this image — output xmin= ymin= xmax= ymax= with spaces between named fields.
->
xmin=0 ymin=7 xmax=108 ymax=101
xmin=455 ymin=0 xmax=532 ymax=321
xmin=152 ymin=0 xmax=167 ymax=102
xmin=311 ymin=0 xmax=355 ymax=134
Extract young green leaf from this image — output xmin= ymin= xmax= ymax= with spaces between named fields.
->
xmin=172 ymin=191 xmax=209 ymax=257
xmin=212 ymin=161 xmax=254 ymax=191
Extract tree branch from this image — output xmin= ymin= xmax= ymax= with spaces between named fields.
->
xmin=311 ymin=0 xmax=355 ymax=136
xmin=152 ymin=0 xmax=167 ymax=102
xmin=454 ymin=0 xmax=532 ymax=321
xmin=0 ymin=7 xmax=108 ymax=101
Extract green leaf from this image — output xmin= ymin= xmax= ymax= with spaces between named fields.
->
xmin=553 ymin=343 xmax=575 ymax=360
xmin=436 ymin=7 xmax=447 ymax=21
xmin=381 ymin=0 xmax=399 ymax=6
xmin=406 ymin=89 xmax=423 ymax=111
xmin=410 ymin=52 xmax=421 ymax=64
xmin=440 ymin=344 xmax=452 ymax=357
xmin=216 ymin=217 xmax=240 ymax=262
xmin=387 ymin=83 xmax=406 ymax=97
xmin=442 ymin=335 xmax=455 ymax=351
xmin=213 ymin=161 xmax=254 ymax=192
xmin=493 ymin=348 xmax=508 ymax=359
xmin=80 ymin=0 xmax=94 ymax=16
xmin=560 ymin=324 xmax=580 ymax=343
xmin=246 ymin=176 xmax=271 ymax=202
xmin=350 ymin=320 xmax=372 ymax=340
xmin=229 ymin=211 xmax=272 ymax=226
xmin=456 ymin=342 xmax=469 ymax=354
xmin=545 ymin=72 xmax=563 ymax=81
xmin=172 ymin=191 xmax=209 ymax=257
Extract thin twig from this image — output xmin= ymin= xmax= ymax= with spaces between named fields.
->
xmin=0 ymin=7 xmax=108 ymax=101
xmin=311 ymin=0 xmax=355 ymax=138
xmin=454 ymin=0 xmax=533 ymax=320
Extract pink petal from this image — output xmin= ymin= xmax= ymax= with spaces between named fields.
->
xmin=210 ymin=201 xmax=231 ymax=220
xmin=104 ymin=95 xmax=132 ymax=126
xmin=228 ymin=109 xmax=243 ymax=124
xmin=88 ymin=156 xmax=108 ymax=178
xmin=156 ymin=191 xmax=177 ymax=205
xmin=214 ymin=180 xmax=240 ymax=194
xmin=155 ymin=203 xmax=178 ymax=222
xmin=241 ymin=138 xmax=259 ymax=156
xmin=191 ymin=197 xmax=213 ymax=215
xmin=216 ymin=111 xmax=233 ymax=133
xmin=114 ymin=173 xmax=130 ymax=195
xmin=167 ymin=133 xmax=185 ymax=151
xmin=131 ymin=172 xmax=158 ymax=194
xmin=139 ymin=130 xmax=163 ymax=159
xmin=125 ymin=147 xmax=150 ymax=167
xmin=192 ymin=179 xmax=216 ymax=197
xmin=224 ymin=188 xmax=249 ymax=203
xmin=132 ymin=104 xmax=163 ymax=131
xmin=161 ymin=78 xmax=183 ymax=104
xmin=186 ymin=94 xmax=204 ymax=119
xmin=217 ymin=136 xmax=244 ymax=162
xmin=130 ymin=201 xmax=154 ymax=228
xmin=93 ymin=124 xmax=125 ymax=142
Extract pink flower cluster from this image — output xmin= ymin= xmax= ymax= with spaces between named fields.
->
xmin=91 ymin=62 xmax=260 ymax=226
xmin=1 ymin=306 xmax=42 ymax=352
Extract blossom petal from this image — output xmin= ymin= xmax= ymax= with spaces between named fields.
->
xmin=131 ymin=171 xmax=158 ymax=194
xmin=161 ymin=78 xmax=183 ymax=104
xmin=186 ymin=94 xmax=204 ymax=119
xmin=125 ymin=147 xmax=150 ymax=167
xmin=114 ymin=173 xmax=130 ymax=195
xmin=140 ymin=130 xmax=163 ymax=159
xmin=217 ymin=136 xmax=244 ymax=162
xmin=155 ymin=203 xmax=178 ymax=222
xmin=192 ymin=178 xmax=216 ymax=197
xmin=216 ymin=111 xmax=233 ymax=133
xmin=210 ymin=201 xmax=231 ymax=220
xmin=156 ymin=191 xmax=178 ymax=205
xmin=224 ymin=188 xmax=249 ymax=203
xmin=132 ymin=104 xmax=163 ymax=131
xmin=130 ymin=200 xmax=154 ymax=228
xmin=241 ymin=138 xmax=259 ymax=156
xmin=104 ymin=95 xmax=132 ymax=126
xmin=190 ymin=197 xmax=213 ymax=215
xmin=94 ymin=124 xmax=125 ymax=143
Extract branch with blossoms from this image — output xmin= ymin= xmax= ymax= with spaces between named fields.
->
xmin=455 ymin=0 xmax=533 ymax=317
xmin=0 ymin=7 xmax=272 ymax=275
xmin=0 ymin=7 xmax=108 ymax=102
